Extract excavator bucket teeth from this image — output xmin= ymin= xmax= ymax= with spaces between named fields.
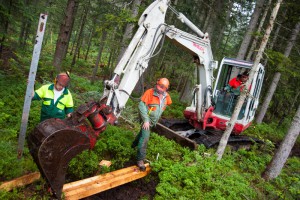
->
xmin=27 ymin=118 xmax=91 ymax=199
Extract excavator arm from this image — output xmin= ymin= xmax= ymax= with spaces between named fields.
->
xmin=27 ymin=0 xmax=217 ymax=198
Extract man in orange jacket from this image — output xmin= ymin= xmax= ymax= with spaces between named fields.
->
xmin=132 ymin=78 xmax=172 ymax=171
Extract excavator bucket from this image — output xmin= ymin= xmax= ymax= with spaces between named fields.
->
xmin=27 ymin=101 xmax=116 ymax=199
xmin=27 ymin=118 xmax=94 ymax=199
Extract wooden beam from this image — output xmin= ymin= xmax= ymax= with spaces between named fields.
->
xmin=63 ymin=163 xmax=150 ymax=200
xmin=0 ymin=172 xmax=40 ymax=191
xmin=154 ymin=123 xmax=198 ymax=150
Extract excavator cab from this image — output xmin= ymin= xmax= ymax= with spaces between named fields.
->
xmin=212 ymin=57 xmax=265 ymax=134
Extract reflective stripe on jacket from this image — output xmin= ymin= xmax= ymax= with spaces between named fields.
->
xmin=33 ymin=84 xmax=74 ymax=121
xmin=139 ymin=88 xmax=172 ymax=126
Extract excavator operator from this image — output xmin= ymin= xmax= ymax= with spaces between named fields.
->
xmin=225 ymin=71 xmax=249 ymax=96
xmin=32 ymin=72 xmax=74 ymax=122
xmin=131 ymin=78 xmax=172 ymax=171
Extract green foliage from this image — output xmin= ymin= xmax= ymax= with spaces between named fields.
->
xmin=162 ymin=91 xmax=187 ymax=119
xmin=0 ymin=189 xmax=24 ymax=200
xmin=243 ymin=122 xmax=288 ymax=144
xmin=265 ymin=50 xmax=294 ymax=74
xmin=67 ymin=125 xmax=137 ymax=180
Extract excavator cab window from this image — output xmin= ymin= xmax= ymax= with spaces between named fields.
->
xmin=213 ymin=60 xmax=252 ymax=120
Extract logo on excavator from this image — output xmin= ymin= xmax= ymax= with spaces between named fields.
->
xmin=193 ymin=42 xmax=205 ymax=53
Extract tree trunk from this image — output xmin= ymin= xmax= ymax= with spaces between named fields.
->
xmin=176 ymin=74 xmax=184 ymax=92
xmin=205 ymin=0 xmax=224 ymax=39
xmin=217 ymin=0 xmax=282 ymax=161
xmin=0 ymin=0 xmax=12 ymax=58
xmin=91 ymin=31 xmax=107 ymax=84
xmin=84 ymin=26 xmax=95 ymax=60
xmin=116 ymin=0 xmax=142 ymax=63
xmin=237 ymin=0 xmax=265 ymax=60
xmin=215 ymin=0 xmax=233 ymax=55
xmin=268 ymin=21 xmax=281 ymax=51
xmin=69 ymin=30 xmax=78 ymax=56
xmin=70 ymin=6 xmax=88 ymax=70
xmin=53 ymin=0 xmax=79 ymax=72
xmin=256 ymin=72 xmax=281 ymax=123
xmin=256 ymin=19 xmax=300 ymax=123
xmin=179 ymin=76 xmax=193 ymax=103
xmin=203 ymin=0 xmax=215 ymax=32
xmin=277 ymin=91 xmax=300 ymax=127
xmin=284 ymin=21 xmax=300 ymax=57
xmin=262 ymin=105 xmax=300 ymax=180
xmin=246 ymin=0 xmax=272 ymax=61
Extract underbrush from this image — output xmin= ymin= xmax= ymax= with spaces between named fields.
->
xmin=0 ymin=71 xmax=299 ymax=199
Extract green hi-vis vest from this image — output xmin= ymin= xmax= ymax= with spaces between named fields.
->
xmin=33 ymin=84 xmax=74 ymax=122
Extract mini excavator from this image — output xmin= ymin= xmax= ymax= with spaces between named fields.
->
xmin=27 ymin=0 xmax=264 ymax=198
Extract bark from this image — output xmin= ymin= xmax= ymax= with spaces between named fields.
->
xmin=217 ymin=0 xmax=282 ymax=160
xmin=91 ymin=31 xmax=108 ymax=84
xmin=246 ymin=0 xmax=272 ymax=61
xmin=53 ymin=0 xmax=79 ymax=72
xmin=70 ymin=6 xmax=88 ymax=70
xmin=237 ymin=0 xmax=265 ymax=60
xmin=116 ymin=0 xmax=142 ymax=63
xmin=262 ymin=105 xmax=300 ymax=180
xmin=256 ymin=19 xmax=300 ymax=123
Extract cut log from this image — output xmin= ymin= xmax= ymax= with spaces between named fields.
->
xmin=0 ymin=172 xmax=40 ymax=191
xmin=63 ymin=163 xmax=150 ymax=200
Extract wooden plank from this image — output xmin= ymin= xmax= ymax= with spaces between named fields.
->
xmin=154 ymin=123 xmax=198 ymax=150
xmin=63 ymin=164 xmax=144 ymax=192
xmin=0 ymin=172 xmax=41 ymax=191
xmin=63 ymin=164 xmax=150 ymax=200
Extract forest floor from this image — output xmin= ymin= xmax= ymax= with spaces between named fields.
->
xmin=81 ymin=159 xmax=158 ymax=200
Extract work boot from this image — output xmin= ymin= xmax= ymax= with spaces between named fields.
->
xmin=137 ymin=160 xmax=146 ymax=171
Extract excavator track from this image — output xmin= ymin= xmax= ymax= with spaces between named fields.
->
xmin=154 ymin=119 xmax=262 ymax=150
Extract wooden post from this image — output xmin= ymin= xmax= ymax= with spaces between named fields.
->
xmin=17 ymin=13 xmax=48 ymax=158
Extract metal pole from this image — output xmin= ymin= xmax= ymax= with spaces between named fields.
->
xmin=17 ymin=14 xmax=48 ymax=159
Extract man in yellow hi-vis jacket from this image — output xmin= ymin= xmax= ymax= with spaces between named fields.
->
xmin=32 ymin=72 xmax=74 ymax=122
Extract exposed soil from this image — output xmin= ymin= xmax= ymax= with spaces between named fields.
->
xmin=84 ymin=176 xmax=158 ymax=200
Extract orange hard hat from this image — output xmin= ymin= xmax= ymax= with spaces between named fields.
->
xmin=56 ymin=72 xmax=70 ymax=87
xmin=157 ymin=78 xmax=170 ymax=90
